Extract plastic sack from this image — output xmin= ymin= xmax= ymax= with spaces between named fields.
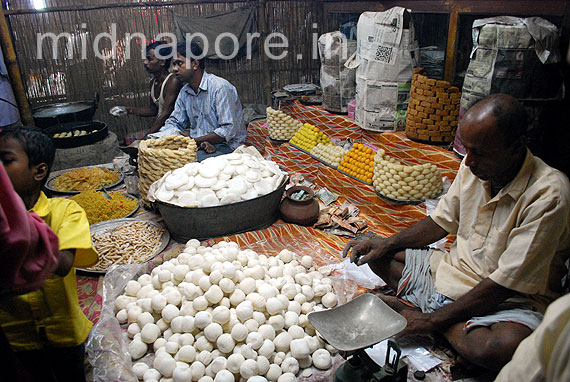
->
xmin=318 ymin=31 xmax=357 ymax=113
xmin=86 ymin=264 xmax=146 ymax=382
xmin=326 ymin=257 xmax=386 ymax=290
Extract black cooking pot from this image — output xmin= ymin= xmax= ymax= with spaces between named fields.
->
xmin=32 ymin=93 xmax=99 ymax=128
xmin=45 ymin=120 xmax=108 ymax=149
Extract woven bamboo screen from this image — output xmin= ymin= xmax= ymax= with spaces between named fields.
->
xmin=4 ymin=0 xmax=326 ymax=141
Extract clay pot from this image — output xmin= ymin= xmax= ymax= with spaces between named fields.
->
xmin=279 ymin=186 xmax=320 ymax=226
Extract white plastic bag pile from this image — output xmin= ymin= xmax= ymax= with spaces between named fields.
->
xmin=115 ymin=240 xmax=340 ymax=382
xmin=153 ymin=153 xmax=288 ymax=208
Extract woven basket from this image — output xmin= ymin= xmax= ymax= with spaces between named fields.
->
xmin=405 ymin=68 xmax=461 ymax=144
xmin=138 ymin=135 xmax=197 ymax=205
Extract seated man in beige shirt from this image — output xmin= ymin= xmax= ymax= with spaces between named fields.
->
xmin=343 ymin=93 xmax=570 ymax=371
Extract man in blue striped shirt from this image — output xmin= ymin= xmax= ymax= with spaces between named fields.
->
xmin=150 ymin=41 xmax=246 ymax=161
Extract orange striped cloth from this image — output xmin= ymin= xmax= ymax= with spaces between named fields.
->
xmin=77 ymin=100 xmax=461 ymax=323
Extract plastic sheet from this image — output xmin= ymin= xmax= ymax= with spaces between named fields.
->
xmin=86 ymin=264 xmax=145 ymax=382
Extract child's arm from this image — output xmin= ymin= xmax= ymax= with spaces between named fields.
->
xmin=53 ymin=249 xmax=75 ymax=277
xmin=1 ymin=165 xmax=59 ymax=295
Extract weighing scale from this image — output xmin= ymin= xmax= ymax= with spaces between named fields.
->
xmin=308 ymin=293 xmax=408 ymax=382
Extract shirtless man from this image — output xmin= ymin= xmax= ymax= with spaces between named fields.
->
xmin=123 ymin=41 xmax=183 ymax=138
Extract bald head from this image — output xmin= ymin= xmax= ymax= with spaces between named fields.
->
xmin=459 ymin=94 xmax=528 ymax=185
xmin=462 ymin=94 xmax=527 ymax=149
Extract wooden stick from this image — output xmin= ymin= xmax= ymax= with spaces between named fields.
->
xmin=0 ymin=7 xmax=33 ymax=124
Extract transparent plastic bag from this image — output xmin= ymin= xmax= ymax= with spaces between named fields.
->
xmin=86 ymin=264 xmax=145 ymax=382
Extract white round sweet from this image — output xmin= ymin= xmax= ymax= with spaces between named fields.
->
xmin=127 ymin=323 xmax=140 ymax=338
xmin=280 ymin=357 xmax=299 ymax=375
xmin=162 ymin=304 xmax=180 ymax=322
xmin=240 ymin=358 xmax=259 ymax=379
xmin=173 ymin=365 xmax=193 ymax=382
xmin=246 ymin=332 xmax=264 ymax=350
xmin=204 ymin=323 xmax=223 ymax=342
xmin=219 ymin=278 xmax=236 ymax=294
xmin=258 ymin=324 xmax=276 ymax=341
xmin=290 ymin=338 xmax=310 ymax=359
xmin=236 ymin=301 xmax=254 ymax=321
xmin=212 ymin=306 xmax=231 ymax=325
xmin=176 ymin=345 xmax=196 ymax=362
xmin=273 ymin=332 xmax=292 ymax=353
xmin=246 ymin=292 xmax=266 ymax=311
xmin=129 ymin=339 xmax=148 ymax=360
xmin=216 ymin=333 xmax=235 ymax=354
xmin=287 ymin=325 xmax=305 ymax=340
xmin=125 ymin=280 xmax=141 ymax=297
xmin=229 ymin=289 xmax=246 ymax=306
xmin=266 ymin=297 xmax=284 ymax=316
xmin=143 ymin=368 xmax=161 ymax=382
xmin=283 ymin=311 xmax=299 ymax=329
xmin=231 ymin=323 xmax=248 ymax=342
xmin=322 ymin=292 xmax=338 ymax=308
xmin=239 ymin=278 xmax=257 ymax=295
xmin=132 ymin=362 xmax=149 ymax=379
xmin=240 ymin=343 xmax=257 ymax=360
xmin=165 ymin=341 xmax=179 ymax=354
xmin=226 ymin=353 xmax=245 ymax=374
xmin=190 ymin=361 xmax=206 ymax=381
xmin=141 ymin=323 xmax=161 ymax=344
xmin=312 ymin=348 xmax=332 ymax=369
xmin=195 ymin=311 xmax=212 ymax=329
xmin=213 ymin=369 xmax=234 ymax=382
xmin=257 ymin=339 xmax=275 ymax=358
xmin=266 ymin=364 xmax=282 ymax=381
xmin=268 ymin=315 xmax=285 ymax=332
xmin=205 ymin=285 xmax=224 ymax=304
xmin=197 ymin=350 xmax=213 ymax=366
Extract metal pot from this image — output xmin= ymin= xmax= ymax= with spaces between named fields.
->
xmin=32 ymin=93 xmax=99 ymax=128
xmin=155 ymin=178 xmax=288 ymax=242
xmin=45 ymin=120 xmax=108 ymax=149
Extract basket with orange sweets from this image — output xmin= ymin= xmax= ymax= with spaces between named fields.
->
xmin=337 ymin=142 xmax=376 ymax=184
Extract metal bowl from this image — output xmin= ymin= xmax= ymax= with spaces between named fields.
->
xmin=46 ymin=120 xmax=108 ymax=149
xmin=32 ymin=93 xmax=99 ymax=128
xmin=156 ymin=178 xmax=288 ymax=242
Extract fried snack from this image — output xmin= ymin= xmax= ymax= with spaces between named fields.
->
xmin=70 ymin=190 xmax=138 ymax=224
xmin=52 ymin=167 xmax=120 ymax=192
xmin=88 ymin=221 xmax=164 ymax=272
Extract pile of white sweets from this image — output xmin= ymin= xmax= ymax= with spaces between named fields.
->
xmin=373 ymin=148 xmax=442 ymax=201
xmin=266 ymin=107 xmax=303 ymax=141
xmin=155 ymin=153 xmax=288 ymax=207
xmin=117 ymin=240 xmax=339 ymax=382
xmin=310 ymin=144 xmax=348 ymax=168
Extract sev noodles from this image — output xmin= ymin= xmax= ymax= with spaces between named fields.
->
xmin=88 ymin=221 xmax=164 ymax=271
xmin=52 ymin=167 xmax=119 ymax=192
xmin=71 ymin=190 xmax=138 ymax=224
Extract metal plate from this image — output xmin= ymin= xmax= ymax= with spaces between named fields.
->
xmin=45 ymin=164 xmax=124 ymax=195
xmin=308 ymin=293 xmax=407 ymax=351
xmin=87 ymin=192 xmax=140 ymax=223
xmin=78 ymin=218 xmax=170 ymax=275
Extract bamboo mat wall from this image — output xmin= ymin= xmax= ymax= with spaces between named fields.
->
xmin=5 ymin=0 xmax=326 ymax=141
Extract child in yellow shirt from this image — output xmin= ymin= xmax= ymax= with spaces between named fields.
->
xmin=0 ymin=126 xmax=98 ymax=382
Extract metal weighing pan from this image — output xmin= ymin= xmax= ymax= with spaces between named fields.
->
xmin=77 ymin=218 xmax=170 ymax=275
xmin=45 ymin=164 xmax=124 ymax=195
xmin=308 ymin=293 xmax=407 ymax=352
